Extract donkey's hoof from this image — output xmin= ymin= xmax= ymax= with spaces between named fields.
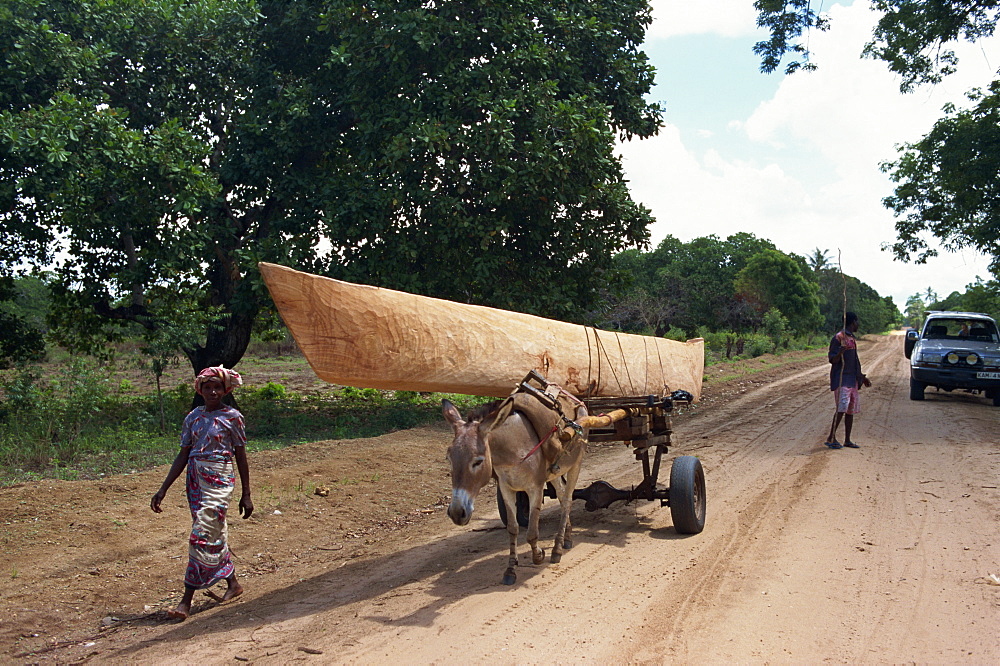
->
xmin=550 ymin=551 xmax=562 ymax=564
xmin=502 ymin=568 xmax=517 ymax=586
xmin=532 ymin=548 xmax=545 ymax=565
xmin=563 ymin=538 xmax=573 ymax=550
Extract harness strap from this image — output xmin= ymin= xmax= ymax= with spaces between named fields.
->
xmin=491 ymin=372 xmax=588 ymax=465
xmin=520 ymin=423 xmax=560 ymax=463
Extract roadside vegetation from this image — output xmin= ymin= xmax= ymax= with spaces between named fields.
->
xmin=0 ymin=344 xmax=493 ymax=487
xmin=5 ymin=250 xmax=989 ymax=489
xmin=0 ymin=330 xmax=833 ymax=488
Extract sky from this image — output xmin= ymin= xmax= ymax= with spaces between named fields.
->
xmin=617 ymin=0 xmax=1000 ymax=312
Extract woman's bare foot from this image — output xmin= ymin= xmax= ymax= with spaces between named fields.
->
xmin=204 ymin=581 xmax=243 ymax=604
xmin=166 ymin=602 xmax=190 ymax=621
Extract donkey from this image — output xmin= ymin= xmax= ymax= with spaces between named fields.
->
xmin=443 ymin=397 xmax=586 ymax=585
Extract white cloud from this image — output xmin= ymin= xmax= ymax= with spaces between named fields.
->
xmin=620 ymin=1 xmax=999 ymax=311
xmin=646 ymin=0 xmax=763 ymax=40
xmin=745 ymin=3 xmax=997 ymax=171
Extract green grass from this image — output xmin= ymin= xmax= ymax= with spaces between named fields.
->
xmin=0 ymin=356 xmax=489 ymax=487
xmin=704 ymin=348 xmax=828 ymax=384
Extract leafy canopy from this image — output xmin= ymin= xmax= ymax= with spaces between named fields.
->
xmin=734 ymin=249 xmax=822 ymax=334
xmin=756 ymin=0 xmax=999 ymax=90
xmin=603 ymin=235 xmax=899 ymax=338
xmin=754 ymin=1 xmax=1000 ymax=279
xmin=881 ymin=81 xmax=1000 ymax=274
xmin=0 ymin=0 xmax=661 ymax=372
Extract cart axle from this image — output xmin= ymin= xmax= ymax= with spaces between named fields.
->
xmin=566 ymin=480 xmax=670 ymax=511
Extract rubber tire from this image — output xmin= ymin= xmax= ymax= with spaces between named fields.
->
xmin=909 ymin=377 xmax=925 ymax=401
xmin=496 ymin=487 xmax=530 ymax=528
xmin=669 ymin=455 xmax=706 ymax=534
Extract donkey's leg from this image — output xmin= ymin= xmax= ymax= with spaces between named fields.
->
xmin=563 ymin=460 xmax=585 ymax=548
xmin=549 ymin=474 xmax=569 ymax=563
xmin=498 ymin=485 xmax=520 ymax=585
xmin=551 ymin=454 xmax=584 ymax=562
xmin=525 ymin=485 xmax=546 ymax=565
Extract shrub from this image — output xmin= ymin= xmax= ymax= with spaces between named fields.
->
xmin=745 ymin=334 xmax=773 ymax=358
xmin=393 ymin=390 xmax=421 ymax=404
xmin=339 ymin=386 xmax=384 ymax=404
xmin=253 ymin=381 xmax=287 ymax=400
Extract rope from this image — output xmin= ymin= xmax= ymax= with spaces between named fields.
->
xmin=584 ymin=323 xmax=668 ymax=398
xmin=654 ymin=335 xmax=667 ymax=394
xmin=613 ymin=331 xmax=636 ymax=395
xmin=643 ymin=336 xmax=650 ymax=395
xmin=585 ymin=326 xmax=596 ymax=398
xmin=590 ymin=329 xmax=626 ymax=396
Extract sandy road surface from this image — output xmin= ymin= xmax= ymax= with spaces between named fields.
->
xmin=3 ymin=335 xmax=998 ymax=664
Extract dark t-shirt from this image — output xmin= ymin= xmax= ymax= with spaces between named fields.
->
xmin=829 ymin=330 xmax=862 ymax=390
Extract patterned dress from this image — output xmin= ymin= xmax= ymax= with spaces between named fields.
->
xmin=180 ymin=405 xmax=246 ymax=589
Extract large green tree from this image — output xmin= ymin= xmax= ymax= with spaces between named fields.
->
xmin=733 ymin=249 xmax=822 ymax=334
xmin=600 ymin=232 xmax=778 ymax=335
xmin=0 ymin=0 xmax=660 ymax=373
xmin=814 ymin=268 xmax=901 ymax=334
xmin=755 ymin=1 xmax=1000 ymax=276
xmin=881 ymin=82 xmax=1000 ymax=274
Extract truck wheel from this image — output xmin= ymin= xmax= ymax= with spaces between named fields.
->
xmin=669 ymin=456 xmax=706 ymax=534
xmin=496 ymin=487 xmax=530 ymax=528
xmin=909 ymin=378 xmax=925 ymax=401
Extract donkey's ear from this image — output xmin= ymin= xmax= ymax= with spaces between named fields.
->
xmin=442 ymin=399 xmax=463 ymax=426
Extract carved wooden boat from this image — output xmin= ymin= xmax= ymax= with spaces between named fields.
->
xmin=259 ymin=263 xmax=704 ymax=400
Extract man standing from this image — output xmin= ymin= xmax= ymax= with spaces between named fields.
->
xmin=826 ymin=311 xmax=872 ymax=449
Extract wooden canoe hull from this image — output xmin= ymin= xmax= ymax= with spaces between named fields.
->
xmin=259 ymin=263 xmax=704 ymax=400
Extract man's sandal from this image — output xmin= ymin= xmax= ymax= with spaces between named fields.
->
xmin=843 ymin=442 xmax=860 ymax=448
xmin=825 ymin=441 xmax=843 ymax=449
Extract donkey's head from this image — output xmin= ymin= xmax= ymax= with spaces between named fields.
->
xmin=443 ymin=399 xmax=496 ymax=526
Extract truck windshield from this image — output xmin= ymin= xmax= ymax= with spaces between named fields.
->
xmin=923 ymin=319 xmax=999 ymax=342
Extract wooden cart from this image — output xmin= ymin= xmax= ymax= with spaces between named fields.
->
xmin=497 ymin=376 xmax=706 ymax=535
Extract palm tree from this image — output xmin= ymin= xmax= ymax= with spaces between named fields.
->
xmin=807 ymin=247 xmax=832 ymax=271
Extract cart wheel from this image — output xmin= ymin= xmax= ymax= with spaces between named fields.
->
xmin=497 ymin=487 xmax=530 ymax=528
xmin=669 ymin=456 xmax=706 ymax=534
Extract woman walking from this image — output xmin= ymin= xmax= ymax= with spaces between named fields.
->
xmin=150 ymin=366 xmax=253 ymax=620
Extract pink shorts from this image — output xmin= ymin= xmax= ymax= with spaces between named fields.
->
xmin=835 ymin=386 xmax=860 ymax=414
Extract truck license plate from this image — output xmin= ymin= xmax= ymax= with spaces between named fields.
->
xmin=976 ymin=371 xmax=1000 ymax=379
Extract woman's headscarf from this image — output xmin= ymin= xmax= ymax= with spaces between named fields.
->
xmin=194 ymin=366 xmax=243 ymax=396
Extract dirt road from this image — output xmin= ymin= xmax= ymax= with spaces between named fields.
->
xmin=2 ymin=334 xmax=998 ymax=663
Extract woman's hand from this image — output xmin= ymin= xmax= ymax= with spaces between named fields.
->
xmin=239 ymin=494 xmax=254 ymax=519
xmin=150 ymin=490 xmax=166 ymax=513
